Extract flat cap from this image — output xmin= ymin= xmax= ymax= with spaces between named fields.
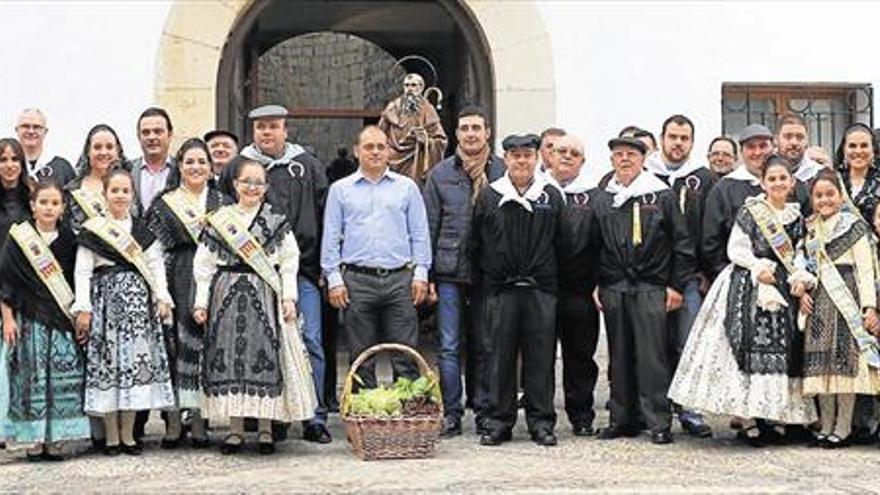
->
xmin=607 ymin=137 xmax=648 ymax=154
xmin=247 ymin=104 xmax=289 ymax=120
xmin=738 ymin=124 xmax=773 ymax=144
xmin=203 ymin=129 xmax=239 ymax=145
xmin=502 ymin=133 xmax=541 ymax=151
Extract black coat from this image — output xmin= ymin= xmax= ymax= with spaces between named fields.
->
xmin=423 ymin=154 xmax=505 ymax=284
xmin=471 ymin=183 xmax=565 ymax=294
xmin=557 ymin=188 xmax=601 ymax=294
xmin=593 ymin=186 xmax=696 ymax=292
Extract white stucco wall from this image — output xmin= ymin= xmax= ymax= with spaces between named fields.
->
xmin=2 ymin=1 xmax=880 ymax=172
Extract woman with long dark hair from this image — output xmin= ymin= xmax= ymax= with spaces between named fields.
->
xmin=145 ymin=138 xmax=228 ymax=448
xmin=0 ymin=138 xmax=32 ymax=242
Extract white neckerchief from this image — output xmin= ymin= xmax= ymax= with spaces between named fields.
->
xmin=240 ymin=142 xmax=307 ymax=173
xmin=605 ymin=170 xmax=669 ymax=208
xmin=645 ymin=152 xmax=707 ymax=184
xmin=562 ymin=167 xmax=599 ymax=195
xmin=725 ymin=164 xmax=762 ymax=186
xmin=490 ymin=172 xmax=549 ymax=213
xmin=794 ymin=156 xmax=824 ymax=183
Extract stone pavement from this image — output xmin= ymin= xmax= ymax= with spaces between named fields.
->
xmin=3 ymin=335 xmax=880 ymax=493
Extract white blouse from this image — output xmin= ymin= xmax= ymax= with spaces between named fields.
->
xmin=192 ymin=204 xmax=300 ymax=310
xmin=72 ymin=215 xmax=173 ymax=313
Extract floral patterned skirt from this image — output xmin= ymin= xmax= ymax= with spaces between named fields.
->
xmin=668 ymin=265 xmax=817 ymax=424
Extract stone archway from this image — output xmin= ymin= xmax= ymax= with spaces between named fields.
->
xmin=154 ymin=0 xmax=555 ymax=149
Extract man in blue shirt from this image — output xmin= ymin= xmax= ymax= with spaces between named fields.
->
xmin=321 ymin=125 xmax=431 ymax=388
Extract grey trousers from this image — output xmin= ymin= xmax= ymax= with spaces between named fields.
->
xmin=342 ymin=269 xmax=419 ymax=389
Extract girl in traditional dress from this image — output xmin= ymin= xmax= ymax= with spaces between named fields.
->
xmin=0 ymin=180 xmax=90 ymax=460
xmin=0 ymin=138 xmax=31 ymax=241
xmin=64 ymin=124 xmax=129 ymax=234
xmin=793 ymin=169 xmax=880 ymax=448
xmin=668 ymin=154 xmax=817 ymax=446
xmin=192 ymin=159 xmax=316 ymax=455
xmin=146 ymin=138 xmax=227 ymax=448
xmin=73 ymin=168 xmax=175 ymax=456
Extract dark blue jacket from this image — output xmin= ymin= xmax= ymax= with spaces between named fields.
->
xmin=423 ymin=153 xmax=506 ymax=284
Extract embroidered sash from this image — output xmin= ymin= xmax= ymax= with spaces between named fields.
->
xmin=8 ymin=222 xmax=75 ymax=321
xmin=82 ymin=217 xmax=158 ymax=295
xmin=71 ymin=188 xmax=106 ymax=220
xmin=207 ymin=206 xmax=282 ymax=295
xmin=163 ymin=188 xmax=204 ymax=244
xmin=806 ymin=218 xmax=880 ymax=368
xmin=747 ymin=200 xmax=796 ymax=274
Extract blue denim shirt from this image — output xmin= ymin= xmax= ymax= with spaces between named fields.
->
xmin=321 ymin=168 xmax=431 ymax=288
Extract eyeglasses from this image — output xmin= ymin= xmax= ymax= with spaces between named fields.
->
xmin=235 ymin=178 xmax=266 ymax=189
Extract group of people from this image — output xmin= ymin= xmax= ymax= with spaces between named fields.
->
xmin=2 ymin=76 xmax=880 ymax=462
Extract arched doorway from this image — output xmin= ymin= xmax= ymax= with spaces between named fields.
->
xmin=154 ymin=0 xmax=555 ymax=149
xmin=215 ymin=0 xmax=495 ymax=162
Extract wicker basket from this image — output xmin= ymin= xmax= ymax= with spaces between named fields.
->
xmin=341 ymin=343 xmax=444 ymax=460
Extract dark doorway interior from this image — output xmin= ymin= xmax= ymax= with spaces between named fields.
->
xmin=216 ymin=0 xmax=495 ymax=164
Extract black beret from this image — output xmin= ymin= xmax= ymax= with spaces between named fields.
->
xmin=607 ymin=137 xmax=648 ymax=154
xmin=203 ymin=129 xmax=240 ymax=145
xmin=502 ymin=133 xmax=541 ymax=151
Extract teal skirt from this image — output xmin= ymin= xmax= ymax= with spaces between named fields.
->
xmin=1 ymin=315 xmax=89 ymax=445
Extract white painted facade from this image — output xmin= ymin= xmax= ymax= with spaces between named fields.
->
xmin=2 ymin=1 xmax=878 ymax=179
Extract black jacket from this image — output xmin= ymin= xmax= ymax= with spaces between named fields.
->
xmin=593 ymin=186 xmax=696 ymax=292
xmin=423 ymin=154 xmax=505 ymax=284
xmin=701 ymin=176 xmax=763 ymax=279
xmin=263 ymin=149 xmax=328 ymax=284
xmin=557 ymin=188 xmax=601 ymax=294
xmin=471 ymin=182 xmax=565 ymax=294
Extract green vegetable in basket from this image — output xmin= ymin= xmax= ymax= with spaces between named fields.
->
xmin=411 ymin=375 xmax=442 ymax=403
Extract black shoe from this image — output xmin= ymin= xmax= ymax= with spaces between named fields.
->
xmin=736 ymin=425 xmax=766 ymax=447
xmin=160 ymin=437 xmax=182 ymax=450
xmin=220 ymin=434 xmax=243 ymax=455
xmin=190 ymin=436 xmax=210 ymax=449
xmin=120 ymin=442 xmax=143 ymax=456
xmin=479 ymin=429 xmax=512 ymax=446
xmin=302 ymin=423 xmax=332 ymax=444
xmin=102 ymin=445 xmax=120 ymax=456
xmin=650 ymin=429 xmax=673 ymax=445
xmin=572 ymin=422 xmax=595 ymax=437
xmin=25 ymin=451 xmax=44 ymax=463
xmin=441 ymin=416 xmax=462 ymax=438
xmin=272 ymin=422 xmax=290 ymax=442
xmin=41 ymin=449 xmax=64 ymax=462
xmin=820 ymin=434 xmax=850 ymax=449
xmin=257 ymin=432 xmax=276 ymax=455
xmin=680 ymin=416 xmax=713 ymax=438
xmin=474 ymin=415 xmax=490 ymax=436
xmin=597 ymin=425 xmax=639 ymax=440
xmin=530 ymin=429 xmax=558 ymax=447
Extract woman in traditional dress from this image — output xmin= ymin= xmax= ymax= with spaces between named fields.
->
xmin=0 ymin=138 xmax=31 ymax=241
xmin=72 ymin=168 xmax=175 ymax=456
xmin=836 ymin=123 xmax=880 ymax=224
xmin=793 ymin=169 xmax=880 ymax=448
xmin=0 ymin=180 xmax=90 ymax=460
xmin=146 ymin=138 xmax=227 ymax=448
xmin=63 ymin=124 xmax=129 ymax=234
xmin=192 ymin=159 xmax=316 ymax=455
xmin=668 ymin=154 xmax=817 ymax=446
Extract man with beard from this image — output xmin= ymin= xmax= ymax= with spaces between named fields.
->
xmin=14 ymin=108 xmax=76 ymax=184
xmin=240 ymin=104 xmax=331 ymax=444
xmin=423 ymin=105 xmax=505 ymax=437
xmin=378 ymin=73 xmax=447 ymax=181
xmin=775 ymin=113 xmax=821 ymax=211
xmin=594 ymin=137 xmax=695 ymax=445
xmin=549 ymin=134 xmax=602 ymax=436
xmin=702 ymin=124 xmax=773 ymax=279
xmin=474 ymin=134 xmax=565 ymax=447
xmin=707 ymin=136 xmax=738 ymax=177
xmin=645 ymin=114 xmax=715 ymax=438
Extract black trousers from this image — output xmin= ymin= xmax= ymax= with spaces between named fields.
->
xmin=321 ymin=301 xmax=340 ymax=407
xmin=462 ymin=284 xmax=491 ymax=418
xmin=599 ymin=287 xmax=672 ymax=431
xmin=342 ymin=269 xmax=419 ymax=389
xmin=557 ymin=289 xmax=600 ymax=426
xmin=485 ymin=287 xmax=557 ymax=433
